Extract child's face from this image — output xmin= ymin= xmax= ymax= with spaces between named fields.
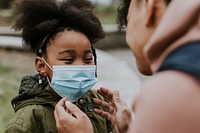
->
xmin=44 ymin=30 xmax=94 ymax=80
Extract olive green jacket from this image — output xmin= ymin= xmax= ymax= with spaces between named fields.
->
xmin=5 ymin=75 xmax=114 ymax=133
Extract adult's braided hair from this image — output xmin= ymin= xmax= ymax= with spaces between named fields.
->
xmin=13 ymin=0 xmax=105 ymax=66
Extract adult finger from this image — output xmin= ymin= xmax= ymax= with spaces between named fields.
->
xmin=54 ymin=98 xmax=75 ymax=124
xmin=113 ymin=90 xmax=131 ymax=116
xmin=94 ymin=108 xmax=113 ymax=122
xmin=93 ymin=98 xmax=115 ymax=113
xmin=113 ymin=90 xmax=121 ymax=103
xmin=113 ymin=90 xmax=130 ymax=110
xmin=65 ymin=101 xmax=88 ymax=119
xmin=57 ymin=97 xmax=67 ymax=107
xmin=112 ymin=91 xmax=132 ymax=133
xmin=97 ymin=87 xmax=113 ymax=100
xmin=112 ymin=90 xmax=127 ymax=107
xmin=54 ymin=98 xmax=68 ymax=118
xmin=54 ymin=109 xmax=61 ymax=129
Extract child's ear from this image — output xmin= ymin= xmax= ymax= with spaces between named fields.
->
xmin=145 ymin=0 xmax=156 ymax=27
xmin=35 ymin=57 xmax=47 ymax=76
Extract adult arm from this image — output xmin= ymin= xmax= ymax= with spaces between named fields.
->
xmin=130 ymin=71 xmax=200 ymax=133
xmin=54 ymin=98 xmax=94 ymax=133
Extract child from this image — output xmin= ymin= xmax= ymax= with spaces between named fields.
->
xmin=5 ymin=0 xmax=114 ymax=132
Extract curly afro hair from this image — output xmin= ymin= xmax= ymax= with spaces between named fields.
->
xmin=13 ymin=0 xmax=105 ymax=56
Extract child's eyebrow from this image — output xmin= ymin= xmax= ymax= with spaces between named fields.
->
xmin=58 ymin=49 xmax=75 ymax=55
xmin=84 ymin=50 xmax=93 ymax=54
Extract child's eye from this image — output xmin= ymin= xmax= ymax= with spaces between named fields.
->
xmin=84 ymin=58 xmax=93 ymax=63
xmin=62 ymin=58 xmax=74 ymax=64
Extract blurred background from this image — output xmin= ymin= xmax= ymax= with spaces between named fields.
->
xmin=0 ymin=0 xmax=149 ymax=132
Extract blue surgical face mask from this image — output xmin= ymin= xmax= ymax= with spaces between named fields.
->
xmin=41 ymin=58 xmax=97 ymax=102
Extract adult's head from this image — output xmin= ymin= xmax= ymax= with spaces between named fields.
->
xmin=117 ymin=0 xmax=171 ymax=75
xmin=13 ymin=0 xmax=104 ymax=98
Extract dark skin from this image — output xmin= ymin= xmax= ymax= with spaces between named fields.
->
xmin=35 ymin=30 xmax=95 ymax=100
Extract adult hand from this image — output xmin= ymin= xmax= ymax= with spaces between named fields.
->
xmin=93 ymin=87 xmax=132 ymax=133
xmin=54 ymin=98 xmax=94 ymax=133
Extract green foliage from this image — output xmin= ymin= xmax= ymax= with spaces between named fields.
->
xmin=0 ymin=85 xmax=17 ymax=133
xmin=94 ymin=4 xmax=118 ymax=24
xmin=0 ymin=64 xmax=10 ymax=74
xmin=0 ymin=66 xmax=17 ymax=133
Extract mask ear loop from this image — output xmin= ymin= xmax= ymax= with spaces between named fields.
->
xmin=40 ymin=57 xmax=53 ymax=71
xmin=46 ymin=76 xmax=51 ymax=86
xmin=40 ymin=57 xmax=53 ymax=85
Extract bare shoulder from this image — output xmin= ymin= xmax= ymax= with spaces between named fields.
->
xmin=132 ymin=71 xmax=200 ymax=133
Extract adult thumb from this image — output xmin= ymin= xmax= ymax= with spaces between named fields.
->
xmin=113 ymin=90 xmax=128 ymax=109
xmin=113 ymin=90 xmax=121 ymax=104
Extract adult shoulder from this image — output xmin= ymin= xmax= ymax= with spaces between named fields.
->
xmin=132 ymin=71 xmax=200 ymax=133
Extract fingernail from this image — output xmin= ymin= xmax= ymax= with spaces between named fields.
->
xmin=114 ymin=90 xmax=120 ymax=101
xmin=65 ymin=101 xmax=71 ymax=106
xmin=116 ymin=90 xmax=119 ymax=96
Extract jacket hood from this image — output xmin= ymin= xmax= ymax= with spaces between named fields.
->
xmin=12 ymin=74 xmax=58 ymax=112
